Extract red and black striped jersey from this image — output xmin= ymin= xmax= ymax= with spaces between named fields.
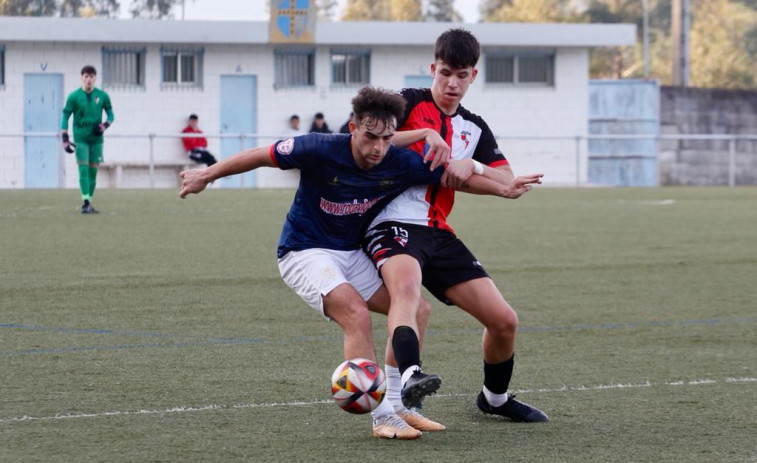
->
xmin=369 ymin=87 xmax=509 ymax=234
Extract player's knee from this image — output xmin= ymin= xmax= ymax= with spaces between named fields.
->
xmin=416 ymin=297 xmax=432 ymax=324
xmin=487 ymin=307 xmax=518 ymax=339
xmin=390 ymin=277 xmax=421 ymax=303
xmin=338 ymin=302 xmax=373 ymax=336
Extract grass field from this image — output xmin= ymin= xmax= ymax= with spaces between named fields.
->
xmin=1 ymin=187 xmax=755 ymax=462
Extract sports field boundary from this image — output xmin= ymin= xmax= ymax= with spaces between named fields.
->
xmin=2 ymin=377 xmax=753 ymax=425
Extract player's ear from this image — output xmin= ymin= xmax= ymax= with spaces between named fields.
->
xmin=430 ymin=62 xmax=436 ymax=77
xmin=348 ymin=120 xmax=357 ymax=134
xmin=471 ymin=68 xmax=478 ymax=83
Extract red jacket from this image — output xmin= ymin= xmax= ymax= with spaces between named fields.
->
xmin=182 ymin=125 xmax=208 ymax=151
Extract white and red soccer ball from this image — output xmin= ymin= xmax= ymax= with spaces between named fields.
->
xmin=331 ymin=358 xmax=386 ymax=414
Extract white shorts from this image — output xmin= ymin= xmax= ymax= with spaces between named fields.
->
xmin=277 ymin=248 xmax=383 ymax=319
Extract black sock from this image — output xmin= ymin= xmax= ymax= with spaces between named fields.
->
xmin=483 ymin=354 xmax=514 ymax=394
xmin=83 ymin=199 xmax=90 ymax=207
xmin=392 ymin=326 xmax=420 ymax=375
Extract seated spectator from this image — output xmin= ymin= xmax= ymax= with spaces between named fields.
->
xmin=309 ymin=112 xmax=332 ymax=134
xmin=288 ymin=114 xmax=301 ymax=135
xmin=182 ymin=114 xmax=217 ymax=167
xmin=339 ymin=112 xmax=353 ymax=134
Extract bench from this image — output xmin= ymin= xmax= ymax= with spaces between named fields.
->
xmin=100 ymin=160 xmax=200 ymax=188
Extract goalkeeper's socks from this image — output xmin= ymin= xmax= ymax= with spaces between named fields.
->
xmin=78 ymin=164 xmax=90 ymax=198
xmin=88 ymin=166 xmax=98 ymax=197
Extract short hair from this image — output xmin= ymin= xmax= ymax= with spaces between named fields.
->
xmin=290 ymin=114 xmax=299 ymax=121
xmin=314 ymin=112 xmax=325 ymax=119
xmin=351 ymin=87 xmax=406 ymax=132
xmin=434 ymin=28 xmax=481 ymax=69
xmin=81 ymin=65 xmax=97 ymax=76
xmin=189 ymin=114 xmax=199 ymax=120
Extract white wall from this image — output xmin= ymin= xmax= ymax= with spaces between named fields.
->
xmin=0 ymin=42 xmax=589 ymax=188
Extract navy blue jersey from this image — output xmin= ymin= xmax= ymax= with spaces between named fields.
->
xmin=271 ymin=133 xmax=443 ymax=258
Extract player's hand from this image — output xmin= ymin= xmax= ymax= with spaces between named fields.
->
xmin=502 ymin=173 xmax=544 ymax=199
xmin=61 ymin=133 xmax=76 ymax=153
xmin=92 ymin=122 xmax=110 ymax=136
xmin=441 ymin=159 xmax=475 ymax=189
xmin=423 ymin=130 xmax=451 ymax=170
xmin=179 ymin=169 xmax=211 ymax=198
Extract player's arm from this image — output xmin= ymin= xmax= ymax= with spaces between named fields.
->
xmin=392 ymin=128 xmax=450 ymax=170
xmin=449 ymin=170 xmax=543 ymax=199
xmin=61 ymin=96 xmax=75 ymax=153
xmin=179 ymin=145 xmax=275 ymax=198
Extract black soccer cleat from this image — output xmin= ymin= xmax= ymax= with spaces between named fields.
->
xmin=401 ymin=370 xmax=441 ymax=409
xmin=81 ymin=203 xmax=99 ymax=214
xmin=477 ymin=392 xmax=549 ymax=422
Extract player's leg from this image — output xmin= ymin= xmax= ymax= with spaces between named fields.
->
xmin=199 ymin=149 xmax=217 ymax=166
xmin=75 ymin=143 xmax=93 ymax=213
xmin=363 ymin=222 xmax=441 ymax=409
xmin=434 ymin=239 xmax=547 ymax=422
xmin=321 ymin=283 xmax=376 ymax=360
xmin=86 ymin=142 xmax=104 ymax=213
xmin=367 ymin=287 xmax=445 ymax=432
xmin=345 ymin=250 xmax=422 ymax=439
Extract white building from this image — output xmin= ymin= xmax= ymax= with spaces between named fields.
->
xmin=0 ymin=17 xmax=635 ymax=188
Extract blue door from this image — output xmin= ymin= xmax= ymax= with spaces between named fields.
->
xmin=24 ymin=74 xmax=63 ymax=188
xmin=220 ymin=75 xmax=257 ymax=188
xmin=588 ymin=80 xmax=660 ymax=186
xmin=404 ymin=75 xmax=433 ymax=89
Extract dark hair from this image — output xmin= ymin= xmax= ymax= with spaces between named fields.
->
xmin=351 ymin=86 xmax=406 ymax=132
xmin=81 ymin=65 xmax=97 ymax=76
xmin=290 ymin=114 xmax=300 ymax=121
xmin=314 ymin=112 xmax=325 ymax=119
xmin=189 ymin=114 xmax=199 ymax=120
xmin=434 ymin=28 xmax=480 ymax=69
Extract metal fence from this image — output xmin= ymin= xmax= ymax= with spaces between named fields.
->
xmin=2 ymin=132 xmax=756 ymax=188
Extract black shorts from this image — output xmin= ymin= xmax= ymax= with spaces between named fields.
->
xmin=363 ymin=221 xmax=489 ymax=304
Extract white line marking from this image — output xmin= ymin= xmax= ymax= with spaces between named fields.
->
xmin=1 ymin=377 xmax=753 ymax=425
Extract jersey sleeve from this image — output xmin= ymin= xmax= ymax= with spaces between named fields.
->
xmin=103 ymin=93 xmax=114 ymax=123
xmin=61 ymin=93 xmax=74 ymax=130
xmin=472 ymin=122 xmax=509 ymax=168
xmin=398 ymin=147 xmax=444 ymax=186
xmin=271 ymin=133 xmax=324 ymax=171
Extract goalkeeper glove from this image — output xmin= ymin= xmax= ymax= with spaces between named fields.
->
xmin=62 ymin=133 xmax=76 ymax=154
xmin=93 ymin=121 xmax=110 ymax=136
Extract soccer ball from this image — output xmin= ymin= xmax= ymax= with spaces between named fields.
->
xmin=330 ymin=358 xmax=386 ymax=414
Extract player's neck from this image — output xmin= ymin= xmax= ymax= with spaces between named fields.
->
xmin=431 ymin=90 xmax=460 ymax=116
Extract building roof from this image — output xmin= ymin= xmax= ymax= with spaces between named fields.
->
xmin=0 ymin=17 xmax=635 ymax=47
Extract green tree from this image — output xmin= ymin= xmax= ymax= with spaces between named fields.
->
xmin=129 ymin=0 xmax=175 ymax=18
xmin=0 ymin=0 xmax=57 ymax=15
xmin=479 ymin=0 xmax=511 ymax=21
xmin=426 ymin=0 xmax=461 ymax=22
xmin=391 ymin=0 xmax=421 ymax=21
xmin=484 ymin=0 xmax=582 ymax=22
xmin=342 ymin=0 xmax=390 ymax=21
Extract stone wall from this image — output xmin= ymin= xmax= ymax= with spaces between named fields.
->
xmin=659 ymin=86 xmax=757 ymax=185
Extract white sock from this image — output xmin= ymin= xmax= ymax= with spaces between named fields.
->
xmin=384 ymin=365 xmax=405 ymax=413
xmin=371 ymin=395 xmax=396 ymax=419
xmin=400 ymin=364 xmax=421 ymax=387
xmin=483 ymin=386 xmax=508 ymax=407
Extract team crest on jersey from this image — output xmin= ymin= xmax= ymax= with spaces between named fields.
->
xmin=460 ymin=130 xmax=471 ymax=149
xmin=277 ymin=138 xmax=295 ymax=155
xmin=95 ymin=97 xmax=100 ymax=104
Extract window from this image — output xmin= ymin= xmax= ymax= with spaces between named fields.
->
xmin=102 ymin=47 xmax=146 ymax=89
xmin=274 ymin=49 xmax=315 ymax=88
xmin=161 ymin=48 xmax=203 ymax=88
xmin=331 ymin=50 xmax=370 ymax=85
xmin=0 ymin=46 xmax=5 ymax=87
xmin=485 ymin=50 xmax=554 ymax=85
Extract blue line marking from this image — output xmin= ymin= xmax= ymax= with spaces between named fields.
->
xmin=1 ymin=316 xmax=754 ymax=357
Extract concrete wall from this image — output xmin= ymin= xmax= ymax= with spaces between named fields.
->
xmin=659 ymin=86 xmax=757 ymax=186
xmin=0 ymin=42 xmax=590 ymax=188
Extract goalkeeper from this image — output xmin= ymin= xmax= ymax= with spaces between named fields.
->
xmin=61 ymin=65 xmax=114 ymax=214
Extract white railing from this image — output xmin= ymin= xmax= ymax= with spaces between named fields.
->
xmin=2 ymin=132 xmax=756 ymax=188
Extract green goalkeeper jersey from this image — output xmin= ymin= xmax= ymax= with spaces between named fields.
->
xmin=61 ymin=87 xmax=114 ymax=143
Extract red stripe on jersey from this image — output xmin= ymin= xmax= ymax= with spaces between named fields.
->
xmin=489 ymin=159 xmax=510 ymax=168
xmin=269 ymin=144 xmax=279 ymax=167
